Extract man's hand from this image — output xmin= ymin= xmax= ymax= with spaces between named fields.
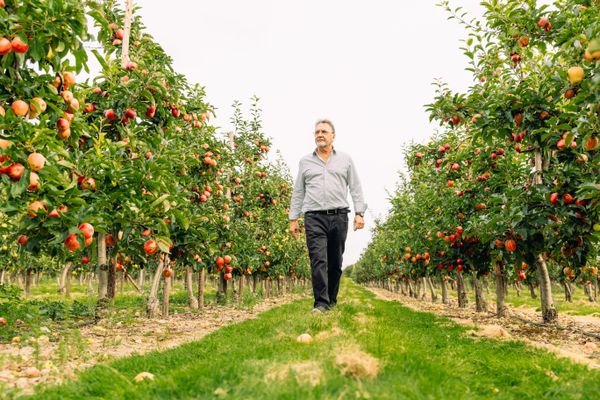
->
xmin=289 ymin=220 xmax=300 ymax=239
xmin=353 ymin=214 xmax=365 ymax=231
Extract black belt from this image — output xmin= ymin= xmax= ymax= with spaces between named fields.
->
xmin=306 ymin=208 xmax=350 ymax=215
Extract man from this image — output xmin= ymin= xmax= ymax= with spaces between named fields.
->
xmin=289 ymin=119 xmax=367 ymax=313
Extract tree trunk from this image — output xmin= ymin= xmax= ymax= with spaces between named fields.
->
xmin=584 ymin=283 xmax=596 ymax=302
xmin=494 ymin=261 xmax=507 ymax=317
xmin=24 ymin=268 xmax=33 ymax=297
xmin=527 ymin=281 xmax=537 ymax=299
xmin=17 ymin=272 xmax=24 ymax=289
xmin=147 ymin=259 xmax=165 ymax=318
xmin=162 ymin=257 xmax=171 ymax=317
xmin=563 ymin=281 xmax=573 ymax=302
xmin=138 ymin=268 xmax=145 ymax=289
xmin=87 ymin=272 xmax=95 ymax=292
xmin=97 ymin=233 xmax=108 ymax=300
xmin=252 ymin=273 xmax=258 ymax=293
xmin=217 ymin=271 xmax=227 ymax=303
xmin=238 ymin=274 xmax=245 ymax=305
xmin=185 ymin=266 xmax=198 ymax=310
xmin=425 ymin=277 xmax=437 ymax=302
xmin=536 ymin=253 xmax=558 ymax=323
xmin=472 ymin=272 xmax=487 ymax=312
xmin=440 ymin=276 xmax=449 ymax=304
xmin=0 ymin=269 xmax=4 ymax=285
xmin=515 ymin=281 xmax=522 ymax=297
xmin=456 ymin=272 xmax=468 ymax=308
xmin=58 ymin=263 xmax=72 ymax=295
xmin=107 ymin=257 xmax=117 ymax=299
xmin=197 ymin=267 xmax=205 ymax=308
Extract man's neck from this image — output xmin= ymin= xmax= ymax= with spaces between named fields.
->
xmin=316 ymin=146 xmax=333 ymax=159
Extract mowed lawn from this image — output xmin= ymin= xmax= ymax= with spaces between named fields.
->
xmin=28 ymin=281 xmax=600 ymax=400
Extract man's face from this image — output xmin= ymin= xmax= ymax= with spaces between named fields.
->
xmin=314 ymin=123 xmax=335 ymax=149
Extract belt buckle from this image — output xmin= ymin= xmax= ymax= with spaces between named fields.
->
xmin=326 ymin=209 xmax=336 ymax=215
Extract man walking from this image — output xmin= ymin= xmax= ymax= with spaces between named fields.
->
xmin=289 ymin=119 xmax=367 ymax=313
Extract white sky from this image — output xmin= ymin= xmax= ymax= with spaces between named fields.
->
xmin=131 ymin=0 xmax=487 ymax=266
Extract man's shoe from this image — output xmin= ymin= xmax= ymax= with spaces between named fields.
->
xmin=311 ymin=306 xmax=327 ymax=314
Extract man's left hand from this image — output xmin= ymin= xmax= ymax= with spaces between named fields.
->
xmin=353 ymin=215 xmax=365 ymax=231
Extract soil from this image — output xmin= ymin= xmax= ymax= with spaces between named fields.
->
xmin=366 ymin=286 xmax=600 ymax=369
xmin=0 ymin=293 xmax=305 ymax=397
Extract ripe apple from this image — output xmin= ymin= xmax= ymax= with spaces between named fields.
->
xmin=28 ymin=98 xmax=47 ymax=119
xmin=63 ymin=71 xmax=76 ymax=88
xmin=28 ymin=172 xmax=40 ymax=191
xmin=563 ymin=193 xmax=574 ymax=204
xmin=447 ymin=180 xmax=454 ymax=188
xmin=142 ymin=229 xmax=152 ymax=237
xmin=105 ymin=234 xmax=115 ymax=247
xmin=82 ymin=257 xmax=90 ymax=264
xmin=585 ymin=136 xmax=598 ymax=151
xmin=8 ymin=163 xmax=24 ymax=180
xmin=564 ymin=89 xmax=575 ymax=99
xmin=451 ymin=163 xmax=460 ymax=171
xmin=0 ymin=139 xmax=9 ymax=149
xmin=17 ymin=234 xmax=28 ymax=245
xmin=0 ymin=317 xmax=6 ymax=326
xmin=64 ymin=234 xmax=81 ymax=252
xmin=11 ymin=37 xmax=29 ymax=53
xmin=513 ymin=113 xmax=523 ymax=126
xmin=48 ymin=209 xmax=60 ymax=218
xmin=146 ymin=104 xmax=156 ymax=118
xmin=83 ymin=103 xmax=95 ymax=113
xmin=28 ymin=153 xmax=46 ymax=171
xmin=567 ymin=66 xmax=584 ymax=85
xmin=78 ymin=223 xmax=94 ymax=239
xmin=56 ymin=118 xmax=70 ymax=131
xmin=223 ymin=255 xmax=232 ymax=264
xmin=115 ymin=29 xmax=125 ymax=39
xmin=125 ymin=108 xmax=137 ymax=120
xmin=518 ymin=36 xmax=529 ymax=47
xmin=162 ymin=269 xmax=173 ymax=278
xmin=505 ymin=239 xmax=517 ymax=252
xmin=144 ymin=239 xmax=158 ymax=255
xmin=28 ymin=200 xmax=46 ymax=217
xmin=104 ymin=109 xmax=117 ymax=120
xmin=0 ymin=37 xmax=11 ymax=55
xmin=11 ymin=100 xmax=29 ymax=117
xmin=549 ymin=192 xmax=559 ymax=204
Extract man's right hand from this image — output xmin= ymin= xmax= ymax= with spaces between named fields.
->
xmin=289 ymin=220 xmax=300 ymax=239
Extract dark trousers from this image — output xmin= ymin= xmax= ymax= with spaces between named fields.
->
xmin=304 ymin=212 xmax=348 ymax=309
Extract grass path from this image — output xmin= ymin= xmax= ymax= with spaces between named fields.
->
xmin=28 ymin=281 xmax=600 ymax=399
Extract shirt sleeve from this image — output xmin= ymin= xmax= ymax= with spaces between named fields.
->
xmin=288 ymin=160 xmax=305 ymax=220
xmin=348 ymin=156 xmax=367 ymax=214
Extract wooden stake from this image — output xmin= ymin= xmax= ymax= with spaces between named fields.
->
xmin=121 ymin=0 xmax=133 ymax=66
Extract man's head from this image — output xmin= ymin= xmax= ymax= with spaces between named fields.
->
xmin=314 ymin=119 xmax=335 ymax=149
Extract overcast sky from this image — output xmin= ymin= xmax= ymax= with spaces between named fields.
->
xmin=131 ymin=0 xmax=487 ymax=266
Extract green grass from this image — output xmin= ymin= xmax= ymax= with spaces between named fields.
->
xmin=26 ymin=280 xmax=600 ymax=400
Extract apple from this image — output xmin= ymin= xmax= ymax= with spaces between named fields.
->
xmin=567 ymin=66 xmax=584 ymax=85
xmin=115 ymin=29 xmax=125 ymax=40
xmin=549 ymin=192 xmax=559 ymax=204
xmin=28 ymin=172 xmax=40 ymax=191
xmin=8 ymin=163 xmax=24 ymax=180
xmin=0 ymin=139 xmax=9 ymax=149
xmin=564 ymin=89 xmax=575 ymax=99
xmin=28 ymin=98 xmax=47 ymax=119
xmin=447 ymin=180 xmax=454 ymax=188
xmin=83 ymin=103 xmax=95 ymax=113
xmin=146 ymin=104 xmax=156 ymax=118
xmin=104 ymin=109 xmax=117 ymax=120
xmin=215 ymin=257 xmax=225 ymax=267
xmin=0 ymin=37 xmax=11 ymax=55
xmin=224 ymin=273 xmax=232 ymax=281
xmin=105 ymin=234 xmax=115 ymax=247
xmin=125 ymin=108 xmax=137 ymax=120
xmin=451 ymin=163 xmax=460 ymax=171
xmin=62 ymin=71 xmax=76 ymax=88
xmin=28 ymin=153 xmax=46 ymax=171
xmin=125 ymin=61 xmax=138 ymax=70
xmin=144 ymin=239 xmax=158 ymax=255
xmin=162 ymin=269 xmax=173 ymax=278
xmin=513 ymin=113 xmax=523 ymax=126
xmin=78 ymin=223 xmax=94 ymax=239
xmin=142 ymin=229 xmax=152 ymax=237
xmin=518 ymin=36 xmax=529 ymax=47
xmin=0 ymin=317 xmax=6 ymax=326
xmin=585 ymin=136 xmax=598 ymax=151
xmin=510 ymin=53 xmax=521 ymax=63
xmin=82 ymin=257 xmax=90 ymax=264
xmin=11 ymin=37 xmax=29 ymax=53
xmin=505 ymin=239 xmax=517 ymax=252
xmin=64 ymin=234 xmax=81 ymax=252
xmin=563 ymin=193 xmax=574 ymax=204
xmin=11 ymin=100 xmax=29 ymax=117
xmin=28 ymin=201 xmax=46 ymax=217
xmin=57 ymin=118 xmax=70 ymax=131
xmin=48 ymin=209 xmax=60 ymax=218
xmin=17 ymin=235 xmax=28 ymax=245
xmin=223 ymin=255 xmax=232 ymax=264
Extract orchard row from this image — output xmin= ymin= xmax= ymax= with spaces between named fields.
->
xmin=0 ymin=0 xmax=308 ymax=315
xmin=351 ymin=0 xmax=599 ymax=322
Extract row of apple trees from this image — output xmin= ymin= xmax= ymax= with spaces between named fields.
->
xmin=352 ymin=0 xmax=599 ymax=322
xmin=0 ymin=0 xmax=309 ymax=319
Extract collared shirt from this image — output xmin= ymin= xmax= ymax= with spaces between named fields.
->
xmin=289 ymin=148 xmax=367 ymax=220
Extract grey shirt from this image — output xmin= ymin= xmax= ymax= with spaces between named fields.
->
xmin=289 ymin=149 xmax=367 ymax=220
